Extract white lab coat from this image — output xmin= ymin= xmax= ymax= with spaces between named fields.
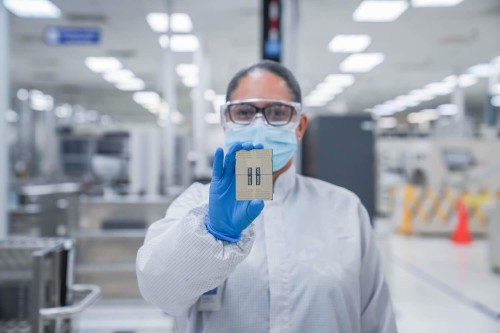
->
xmin=136 ymin=165 xmax=397 ymax=333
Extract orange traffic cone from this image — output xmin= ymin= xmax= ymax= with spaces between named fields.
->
xmin=451 ymin=199 xmax=472 ymax=244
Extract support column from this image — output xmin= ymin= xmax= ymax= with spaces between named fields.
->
xmin=161 ymin=0 xmax=177 ymax=196
xmin=192 ymin=41 xmax=211 ymax=180
xmin=0 ymin=4 xmax=9 ymax=239
xmin=281 ymin=0 xmax=302 ymax=173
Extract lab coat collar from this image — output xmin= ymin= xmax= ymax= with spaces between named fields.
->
xmin=273 ymin=163 xmax=296 ymax=203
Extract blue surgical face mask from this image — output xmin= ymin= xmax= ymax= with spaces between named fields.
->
xmin=225 ymin=122 xmax=298 ymax=172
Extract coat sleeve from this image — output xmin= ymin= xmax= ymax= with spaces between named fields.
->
xmin=358 ymin=202 xmax=398 ymax=333
xmin=136 ymin=182 xmax=255 ymax=315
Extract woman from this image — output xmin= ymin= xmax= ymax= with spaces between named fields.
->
xmin=136 ymin=60 xmax=397 ymax=333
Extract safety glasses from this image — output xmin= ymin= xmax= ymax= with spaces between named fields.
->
xmin=221 ymin=98 xmax=302 ymax=130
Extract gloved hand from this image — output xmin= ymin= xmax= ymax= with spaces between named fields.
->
xmin=205 ymin=142 xmax=265 ymax=242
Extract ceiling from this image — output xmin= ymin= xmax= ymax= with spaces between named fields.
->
xmin=7 ymin=0 xmax=500 ymax=123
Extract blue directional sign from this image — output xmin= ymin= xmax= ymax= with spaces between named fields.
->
xmin=44 ymin=26 xmax=100 ymax=46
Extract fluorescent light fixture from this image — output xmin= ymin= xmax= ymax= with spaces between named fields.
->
xmin=182 ymin=76 xmax=199 ymax=87
xmin=158 ymin=35 xmax=169 ymax=49
xmin=490 ymin=83 xmax=500 ymax=95
xmin=492 ymin=96 xmax=500 ymax=107
xmin=328 ymin=35 xmax=371 ymax=53
xmin=133 ymin=91 xmax=160 ymax=106
xmin=170 ymin=110 xmax=185 ymax=125
xmin=384 ymin=100 xmax=406 ymax=111
xmin=204 ymin=89 xmax=216 ymax=101
xmin=170 ymin=35 xmax=199 ymax=52
xmin=213 ymin=95 xmax=226 ymax=112
xmin=171 ymin=13 xmax=193 ymax=33
xmin=324 ymin=74 xmax=355 ymax=87
xmin=315 ymin=82 xmax=343 ymax=94
xmin=304 ymin=99 xmax=328 ymax=108
xmin=116 ymin=78 xmax=145 ymax=91
xmin=467 ymin=64 xmax=494 ymax=78
xmin=378 ymin=117 xmax=397 ymax=128
xmin=425 ymin=82 xmax=454 ymax=95
xmin=30 ymin=90 xmax=53 ymax=111
xmin=147 ymin=13 xmax=168 ymax=33
xmin=147 ymin=13 xmax=193 ymax=33
xmin=55 ymin=104 xmax=72 ymax=118
xmin=396 ymin=95 xmax=420 ymax=107
xmin=412 ymin=0 xmax=464 ymax=7
xmin=353 ymin=1 xmax=409 ymax=22
xmin=305 ymin=94 xmax=331 ymax=102
xmin=340 ymin=53 xmax=385 ymax=73
xmin=458 ymin=74 xmax=478 ymax=87
xmin=4 ymin=0 xmax=61 ymax=18
xmin=409 ymin=89 xmax=435 ymax=101
xmin=5 ymin=109 xmax=19 ymax=123
xmin=176 ymin=64 xmax=199 ymax=77
xmin=85 ymin=57 xmax=122 ymax=73
xmin=17 ymin=89 xmax=29 ymax=101
xmin=437 ymin=104 xmax=458 ymax=116
xmin=373 ymin=104 xmax=397 ymax=116
xmin=421 ymin=109 xmax=439 ymax=121
xmin=205 ymin=113 xmax=220 ymax=124
xmin=103 ymin=69 xmax=135 ymax=83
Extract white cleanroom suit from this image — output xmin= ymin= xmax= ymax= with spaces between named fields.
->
xmin=136 ymin=165 xmax=397 ymax=333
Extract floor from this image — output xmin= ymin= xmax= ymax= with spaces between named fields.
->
xmin=74 ymin=231 xmax=500 ymax=333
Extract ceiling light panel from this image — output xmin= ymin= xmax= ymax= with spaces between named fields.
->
xmin=340 ymin=53 xmax=385 ymax=73
xmin=467 ymin=64 xmax=494 ymax=78
xmin=146 ymin=13 xmax=193 ymax=33
xmin=172 ymin=13 xmax=193 ymax=32
xmin=116 ymin=78 xmax=145 ymax=91
xmin=170 ymin=35 xmax=199 ymax=52
xmin=4 ymin=0 xmax=61 ymax=18
xmin=176 ymin=64 xmax=199 ymax=77
xmin=158 ymin=35 xmax=169 ymax=49
xmin=103 ymin=69 xmax=135 ymax=83
xmin=353 ymin=1 xmax=409 ymax=22
xmin=412 ymin=0 xmax=464 ymax=7
xmin=325 ymin=74 xmax=356 ymax=87
xmin=147 ymin=13 xmax=168 ymax=33
xmin=85 ymin=57 xmax=122 ymax=73
xmin=328 ymin=35 xmax=372 ymax=53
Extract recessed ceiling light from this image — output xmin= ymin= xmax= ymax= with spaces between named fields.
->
xmin=116 ymin=78 xmax=145 ymax=91
xmin=182 ymin=76 xmax=199 ymax=87
xmin=467 ymin=64 xmax=494 ymax=78
xmin=4 ymin=0 xmax=61 ymax=18
xmin=412 ymin=0 xmax=464 ymax=7
xmin=158 ymin=35 xmax=169 ymax=49
xmin=353 ymin=1 xmax=409 ymax=22
xmin=103 ymin=69 xmax=135 ymax=83
xmin=204 ymin=89 xmax=216 ymax=101
xmin=491 ymin=96 xmax=500 ymax=107
xmin=437 ymin=104 xmax=458 ymax=116
xmin=490 ymin=83 xmax=500 ymax=95
xmin=315 ymin=82 xmax=343 ymax=94
xmin=146 ymin=13 xmax=169 ymax=33
xmin=133 ymin=91 xmax=160 ymax=106
xmin=340 ymin=53 xmax=385 ymax=73
xmin=85 ymin=57 xmax=122 ymax=73
xmin=146 ymin=13 xmax=193 ymax=33
xmin=324 ymin=74 xmax=356 ymax=87
xmin=171 ymin=13 xmax=193 ymax=33
xmin=409 ymin=89 xmax=435 ymax=101
xmin=328 ymin=35 xmax=372 ymax=53
xmin=425 ymin=82 xmax=454 ymax=95
xmin=170 ymin=35 xmax=199 ymax=52
xmin=458 ymin=74 xmax=478 ymax=87
xmin=176 ymin=64 xmax=199 ymax=77
xmin=373 ymin=104 xmax=397 ymax=116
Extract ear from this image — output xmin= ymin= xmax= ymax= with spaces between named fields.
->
xmin=296 ymin=114 xmax=308 ymax=142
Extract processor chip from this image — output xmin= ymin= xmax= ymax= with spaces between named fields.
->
xmin=235 ymin=149 xmax=273 ymax=200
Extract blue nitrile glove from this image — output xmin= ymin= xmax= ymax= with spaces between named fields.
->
xmin=205 ymin=142 xmax=265 ymax=243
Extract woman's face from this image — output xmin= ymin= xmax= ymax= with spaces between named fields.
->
xmin=228 ymin=70 xmax=308 ymax=141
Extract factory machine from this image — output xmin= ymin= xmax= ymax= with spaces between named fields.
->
xmin=0 ymin=237 xmax=100 ymax=333
xmin=377 ymin=138 xmax=500 ymax=235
